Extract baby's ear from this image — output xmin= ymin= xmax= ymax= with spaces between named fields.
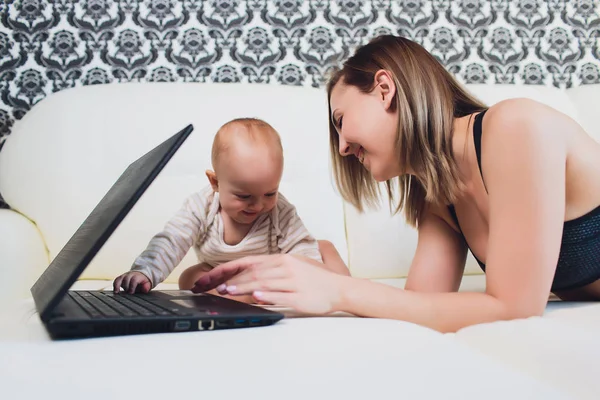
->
xmin=205 ymin=170 xmax=218 ymax=192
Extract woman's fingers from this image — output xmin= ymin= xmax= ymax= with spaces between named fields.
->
xmin=225 ymin=260 xmax=290 ymax=287
xmin=190 ymin=268 xmax=231 ymax=292
xmin=191 ymin=255 xmax=278 ymax=292
xmin=190 ymin=268 xmax=237 ymax=293
xmin=214 ymin=257 xmax=288 ymax=294
xmin=226 ymin=277 xmax=294 ymax=296
xmin=253 ymin=291 xmax=298 ymax=308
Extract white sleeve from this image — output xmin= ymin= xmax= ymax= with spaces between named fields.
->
xmin=130 ymin=192 xmax=207 ymax=287
xmin=276 ymin=199 xmax=323 ymax=263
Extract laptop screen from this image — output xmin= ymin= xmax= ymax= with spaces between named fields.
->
xmin=31 ymin=125 xmax=193 ymax=321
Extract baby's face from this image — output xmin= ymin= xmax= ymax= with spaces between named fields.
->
xmin=216 ymin=145 xmax=283 ymax=225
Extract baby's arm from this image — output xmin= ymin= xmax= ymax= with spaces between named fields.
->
xmin=276 ymin=198 xmax=350 ymax=275
xmin=130 ymin=193 xmax=206 ymax=288
xmin=276 ymin=204 xmax=323 ymax=262
xmin=318 ymin=240 xmax=351 ymax=276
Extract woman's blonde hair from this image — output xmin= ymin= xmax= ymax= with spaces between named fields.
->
xmin=327 ymin=35 xmax=487 ymax=227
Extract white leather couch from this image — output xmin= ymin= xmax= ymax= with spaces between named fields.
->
xmin=1 ymin=82 xmax=599 ymax=399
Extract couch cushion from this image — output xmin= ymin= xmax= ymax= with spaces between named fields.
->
xmin=0 ymin=300 xmax=571 ymax=399
xmin=454 ymin=302 xmax=600 ymax=400
xmin=0 ymin=209 xmax=49 ymax=301
xmin=345 ymin=196 xmax=483 ymax=279
xmin=373 ymin=274 xmax=486 ymax=292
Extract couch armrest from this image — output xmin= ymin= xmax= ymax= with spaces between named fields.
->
xmin=0 ymin=209 xmax=49 ymax=303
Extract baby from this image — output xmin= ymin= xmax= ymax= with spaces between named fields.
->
xmin=113 ymin=117 xmax=341 ymax=303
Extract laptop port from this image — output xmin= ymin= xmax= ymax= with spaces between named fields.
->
xmin=198 ymin=320 xmax=214 ymax=331
xmin=216 ymin=320 xmax=232 ymax=328
xmin=173 ymin=320 xmax=191 ymax=331
xmin=234 ymin=319 xmax=248 ymax=327
xmin=249 ymin=319 xmax=261 ymax=326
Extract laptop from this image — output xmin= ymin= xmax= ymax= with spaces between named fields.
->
xmin=31 ymin=124 xmax=284 ymax=340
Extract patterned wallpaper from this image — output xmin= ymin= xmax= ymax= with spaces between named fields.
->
xmin=0 ymin=0 xmax=599 ymax=207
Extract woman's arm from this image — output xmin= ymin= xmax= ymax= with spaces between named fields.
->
xmin=336 ymin=278 xmax=508 ymax=332
xmin=335 ymin=99 xmax=568 ymax=332
xmin=404 ymin=205 xmax=468 ymax=292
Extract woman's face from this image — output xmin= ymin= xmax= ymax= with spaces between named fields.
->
xmin=329 ymin=72 xmax=402 ymax=182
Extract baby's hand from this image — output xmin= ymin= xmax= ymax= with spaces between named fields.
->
xmin=113 ymin=271 xmax=151 ymax=294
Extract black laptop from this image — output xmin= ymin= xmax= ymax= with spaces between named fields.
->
xmin=31 ymin=124 xmax=284 ymax=340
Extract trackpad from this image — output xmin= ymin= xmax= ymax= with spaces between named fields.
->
xmin=166 ymin=294 xmax=262 ymax=316
xmin=171 ymin=299 xmax=203 ymax=309
xmin=169 ymin=295 xmax=227 ymax=309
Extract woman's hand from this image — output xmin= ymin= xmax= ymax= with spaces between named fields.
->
xmin=190 ymin=254 xmax=346 ymax=314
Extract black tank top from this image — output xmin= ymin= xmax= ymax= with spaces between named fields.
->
xmin=448 ymin=110 xmax=600 ymax=292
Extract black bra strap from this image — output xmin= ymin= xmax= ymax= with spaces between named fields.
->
xmin=473 ymin=110 xmax=488 ymax=191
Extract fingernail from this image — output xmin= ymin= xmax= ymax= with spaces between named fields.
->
xmin=226 ymin=285 xmax=237 ymax=294
xmin=216 ymin=284 xmax=226 ymax=293
xmin=254 ymin=291 xmax=263 ymax=299
xmin=198 ymin=276 xmax=210 ymax=285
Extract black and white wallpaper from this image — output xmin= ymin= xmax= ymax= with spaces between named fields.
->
xmin=0 ymin=0 xmax=599 ymax=208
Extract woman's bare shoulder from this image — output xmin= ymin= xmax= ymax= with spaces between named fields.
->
xmin=483 ymin=98 xmax=578 ymax=139
xmin=478 ymin=98 xmax=570 ymax=193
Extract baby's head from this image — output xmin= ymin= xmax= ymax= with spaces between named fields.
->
xmin=206 ymin=118 xmax=284 ymax=225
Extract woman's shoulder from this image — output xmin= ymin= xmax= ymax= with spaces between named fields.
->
xmin=476 ymin=98 xmax=571 ymax=191
xmin=481 ymin=98 xmax=572 ymax=138
xmin=473 ymin=98 xmax=579 ymax=165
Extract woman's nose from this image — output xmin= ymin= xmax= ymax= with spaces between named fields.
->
xmin=339 ymin=138 xmax=351 ymax=157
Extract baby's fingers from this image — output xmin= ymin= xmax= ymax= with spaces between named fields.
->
xmin=113 ymin=275 xmax=125 ymax=293
xmin=120 ymin=274 xmax=134 ymax=293
xmin=130 ymin=275 xmax=150 ymax=294
xmin=127 ymin=275 xmax=143 ymax=294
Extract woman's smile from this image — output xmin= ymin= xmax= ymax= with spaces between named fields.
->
xmin=355 ymin=146 xmax=365 ymax=163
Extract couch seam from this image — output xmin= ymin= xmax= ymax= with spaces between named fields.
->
xmin=10 ymin=207 xmax=51 ymax=262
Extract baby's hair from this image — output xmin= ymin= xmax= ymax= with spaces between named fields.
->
xmin=211 ymin=117 xmax=283 ymax=170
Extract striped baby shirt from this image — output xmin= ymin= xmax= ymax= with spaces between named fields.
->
xmin=131 ymin=185 xmax=322 ymax=287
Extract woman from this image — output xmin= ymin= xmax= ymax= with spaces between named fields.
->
xmin=190 ymin=35 xmax=600 ymax=333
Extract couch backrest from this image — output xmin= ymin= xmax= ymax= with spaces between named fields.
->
xmin=1 ymin=82 xmax=598 ymax=284
xmin=0 ymin=83 xmax=348 ymax=282
xmin=564 ymin=85 xmax=600 ymax=142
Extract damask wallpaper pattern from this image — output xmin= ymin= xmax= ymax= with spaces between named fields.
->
xmin=0 ymin=0 xmax=599 ymax=207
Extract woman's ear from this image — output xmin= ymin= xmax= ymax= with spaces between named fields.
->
xmin=205 ymin=170 xmax=218 ymax=192
xmin=374 ymin=69 xmax=396 ymax=111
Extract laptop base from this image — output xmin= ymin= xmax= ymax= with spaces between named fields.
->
xmin=45 ymin=290 xmax=283 ymax=340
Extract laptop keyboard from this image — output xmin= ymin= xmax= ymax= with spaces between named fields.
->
xmin=68 ymin=291 xmax=180 ymax=319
